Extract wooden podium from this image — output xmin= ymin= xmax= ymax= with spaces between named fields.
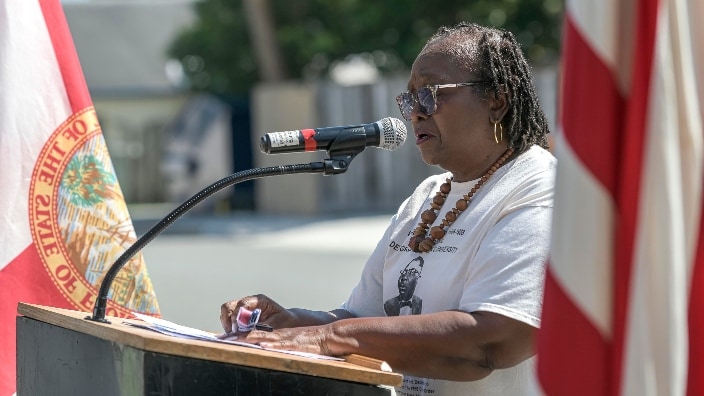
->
xmin=16 ymin=303 xmax=402 ymax=396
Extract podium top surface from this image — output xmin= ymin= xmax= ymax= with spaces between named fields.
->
xmin=18 ymin=302 xmax=403 ymax=387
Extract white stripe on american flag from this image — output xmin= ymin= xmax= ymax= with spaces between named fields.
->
xmin=550 ymin=129 xmax=614 ymax=337
xmin=567 ymin=0 xmax=621 ymax=71
xmin=622 ymin=0 xmax=703 ymax=394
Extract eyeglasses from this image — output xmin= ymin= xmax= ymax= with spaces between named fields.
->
xmin=395 ymin=81 xmax=491 ymax=121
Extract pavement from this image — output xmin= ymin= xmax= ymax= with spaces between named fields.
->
xmin=128 ymin=205 xmax=393 ymax=332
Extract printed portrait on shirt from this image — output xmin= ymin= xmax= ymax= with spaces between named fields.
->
xmin=384 ymin=256 xmax=424 ymax=316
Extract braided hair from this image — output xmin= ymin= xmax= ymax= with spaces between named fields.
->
xmin=421 ymin=22 xmax=550 ymax=152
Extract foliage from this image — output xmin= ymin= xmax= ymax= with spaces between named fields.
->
xmin=168 ymin=0 xmax=563 ymax=94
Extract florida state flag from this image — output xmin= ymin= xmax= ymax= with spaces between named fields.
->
xmin=538 ymin=0 xmax=703 ymax=395
xmin=0 ymin=1 xmax=160 ymax=394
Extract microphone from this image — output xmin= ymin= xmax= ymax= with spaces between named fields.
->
xmin=259 ymin=117 xmax=407 ymax=154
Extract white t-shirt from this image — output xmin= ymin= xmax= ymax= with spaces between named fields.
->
xmin=342 ymin=146 xmax=556 ymax=396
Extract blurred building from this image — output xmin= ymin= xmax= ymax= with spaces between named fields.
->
xmin=250 ymin=66 xmax=557 ymax=215
xmin=64 ymin=0 xmax=558 ymax=216
xmin=160 ymin=94 xmax=234 ymax=213
xmin=65 ymin=0 xmax=220 ymax=204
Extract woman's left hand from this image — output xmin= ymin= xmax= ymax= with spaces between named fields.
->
xmin=238 ymin=324 xmax=336 ymax=356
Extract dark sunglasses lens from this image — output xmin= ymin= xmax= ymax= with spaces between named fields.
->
xmin=417 ymin=88 xmax=435 ymax=115
xmin=396 ymin=93 xmax=414 ymax=120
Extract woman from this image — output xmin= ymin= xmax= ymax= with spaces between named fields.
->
xmin=220 ymin=22 xmax=555 ymax=395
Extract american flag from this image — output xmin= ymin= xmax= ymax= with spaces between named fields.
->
xmin=538 ymin=0 xmax=704 ymax=395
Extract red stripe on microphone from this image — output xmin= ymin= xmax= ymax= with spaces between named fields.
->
xmin=301 ymin=129 xmax=317 ymax=151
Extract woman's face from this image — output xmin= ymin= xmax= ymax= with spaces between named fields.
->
xmin=407 ymin=47 xmax=506 ymax=182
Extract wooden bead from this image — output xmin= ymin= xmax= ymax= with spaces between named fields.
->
xmin=429 ymin=226 xmax=446 ymax=239
xmin=421 ymin=209 xmax=437 ymax=224
xmin=440 ymin=182 xmax=451 ymax=194
xmin=407 ymin=148 xmax=513 ymax=253
xmin=419 ymin=238 xmax=434 ymax=252
xmin=456 ymin=199 xmax=468 ymax=211
xmin=408 ymin=235 xmax=425 ymax=252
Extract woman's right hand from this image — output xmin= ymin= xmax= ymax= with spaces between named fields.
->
xmin=220 ymin=294 xmax=296 ymax=333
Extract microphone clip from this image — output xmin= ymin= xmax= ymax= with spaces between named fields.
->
xmin=321 ymin=155 xmax=352 ymax=175
xmin=318 ymin=127 xmax=367 ymax=175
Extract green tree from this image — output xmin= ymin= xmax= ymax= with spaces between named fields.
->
xmin=168 ymin=0 xmax=563 ymax=94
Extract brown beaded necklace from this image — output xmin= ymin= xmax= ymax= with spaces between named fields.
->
xmin=408 ymin=148 xmax=515 ymax=253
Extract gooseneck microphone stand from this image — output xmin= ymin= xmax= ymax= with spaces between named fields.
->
xmin=86 ymin=145 xmax=363 ymax=323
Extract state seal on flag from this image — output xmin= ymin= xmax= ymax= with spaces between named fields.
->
xmin=27 ymin=107 xmax=159 ymax=318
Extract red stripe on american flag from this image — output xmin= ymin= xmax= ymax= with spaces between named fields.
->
xmin=611 ymin=0 xmax=659 ymax=393
xmin=538 ymin=268 xmax=610 ymax=395
xmin=687 ymin=203 xmax=704 ymax=395
xmin=560 ymin=19 xmax=624 ymax=195
xmin=538 ymin=13 xmax=622 ymax=394
xmin=38 ymin=0 xmax=92 ymax=113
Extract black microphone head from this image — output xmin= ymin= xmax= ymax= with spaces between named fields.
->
xmin=377 ymin=117 xmax=407 ymax=150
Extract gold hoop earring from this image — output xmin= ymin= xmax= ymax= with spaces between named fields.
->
xmin=493 ymin=121 xmax=503 ymax=144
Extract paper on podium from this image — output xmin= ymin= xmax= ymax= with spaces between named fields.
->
xmin=127 ymin=312 xmax=343 ymax=362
